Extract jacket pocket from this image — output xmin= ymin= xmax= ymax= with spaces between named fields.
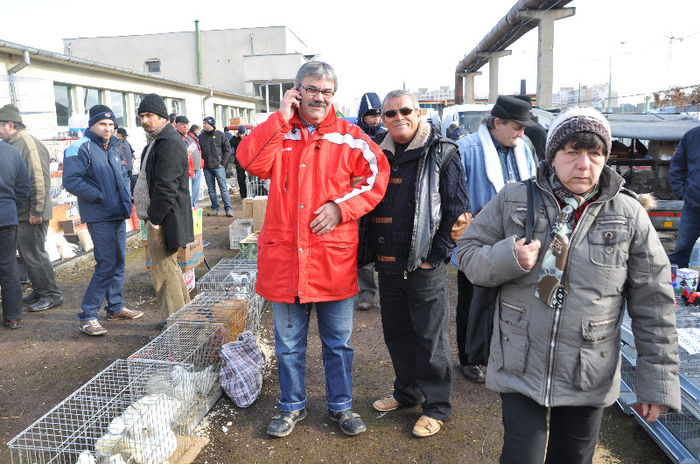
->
xmin=498 ymin=318 xmax=529 ymax=375
xmin=587 ymin=217 xmax=629 ymax=268
xmin=576 ymin=318 xmax=620 ymax=391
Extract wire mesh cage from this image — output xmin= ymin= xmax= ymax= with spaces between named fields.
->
xmin=168 ymin=292 xmax=256 ymax=343
xmin=245 ymin=173 xmax=268 ymax=197
xmin=8 ymin=359 xmax=200 ymax=464
xmin=196 ymin=260 xmax=257 ymax=293
xmin=620 ymin=346 xmax=637 ymax=390
xmin=128 ymin=321 xmax=225 ymax=433
xmin=229 ymin=218 xmax=254 ymax=250
xmin=658 ymin=408 xmax=700 ymax=460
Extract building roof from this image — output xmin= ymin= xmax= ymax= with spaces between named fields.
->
xmin=0 ymin=39 xmax=261 ymax=103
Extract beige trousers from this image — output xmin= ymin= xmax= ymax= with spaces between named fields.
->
xmin=147 ymin=222 xmax=190 ymax=316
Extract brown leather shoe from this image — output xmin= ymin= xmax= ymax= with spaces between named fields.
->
xmin=3 ymin=319 xmax=21 ymax=330
xmin=372 ymin=395 xmax=401 ymax=412
xmin=412 ymin=415 xmax=443 ymax=437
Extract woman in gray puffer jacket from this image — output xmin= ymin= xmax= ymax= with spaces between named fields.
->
xmin=457 ymin=107 xmax=680 ymax=464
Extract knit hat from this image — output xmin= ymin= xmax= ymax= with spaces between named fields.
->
xmin=0 ymin=104 xmax=22 ymax=123
xmin=175 ymin=115 xmax=189 ymax=124
xmin=137 ymin=93 xmax=169 ymax=119
xmin=545 ymin=107 xmax=611 ymax=162
xmin=88 ymin=105 xmax=116 ymax=128
xmin=203 ymin=116 xmax=215 ymax=128
xmin=237 ymin=125 xmax=246 ymax=135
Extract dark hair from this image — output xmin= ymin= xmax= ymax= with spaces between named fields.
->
xmin=553 ymin=131 xmax=608 ymax=156
xmin=483 ymin=116 xmax=510 ymax=130
xmin=189 ymin=124 xmax=200 ymax=132
xmin=169 ymin=113 xmax=177 ymax=123
xmin=224 ymin=127 xmax=230 ymax=132
xmin=1 ymin=120 xmax=26 ymax=130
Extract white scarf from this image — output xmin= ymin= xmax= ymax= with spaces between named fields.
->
xmin=477 ymin=123 xmax=531 ymax=193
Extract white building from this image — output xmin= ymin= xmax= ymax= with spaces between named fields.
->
xmin=63 ymin=25 xmax=314 ymax=115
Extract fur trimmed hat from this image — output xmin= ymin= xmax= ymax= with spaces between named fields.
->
xmin=545 ymin=107 xmax=611 ymax=162
xmin=137 ymin=93 xmax=169 ymax=119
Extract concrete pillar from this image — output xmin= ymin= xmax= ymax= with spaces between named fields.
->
xmin=454 ymin=74 xmax=464 ymax=105
xmin=478 ymin=51 xmax=511 ymax=103
xmin=464 ymin=72 xmax=482 ymax=104
xmin=517 ymin=8 xmax=575 ymax=109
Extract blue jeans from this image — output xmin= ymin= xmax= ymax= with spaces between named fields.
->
xmin=190 ymin=169 xmax=204 ymax=208
xmin=669 ymin=203 xmax=700 ymax=267
xmin=272 ymin=297 xmax=355 ymax=412
xmin=203 ymin=166 xmax=232 ymax=212
xmin=78 ymin=220 xmax=126 ymax=321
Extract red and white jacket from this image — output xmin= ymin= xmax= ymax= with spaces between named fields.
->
xmin=236 ymin=108 xmax=389 ymax=303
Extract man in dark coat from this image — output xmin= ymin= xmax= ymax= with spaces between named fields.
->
xmin=199 ymin=116 xmax=233 ymax=216
xmin=134 ymin=94 xmax=194 ymax=317
xmin=0 ymin=141 xmax=30 ymax=329
xmin=230 ymin=125 xmax=248 ymax=199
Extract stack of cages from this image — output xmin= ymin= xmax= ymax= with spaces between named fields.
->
xmin=168 ymin=292 xmax=253 ymax=344
xmin=196 ymin=258 xmax=263 ymax=336
xmin=229 ymin=218 xmax=254 ymax=250
xmin=8 ymin=359 xmax=197 ymax=464
xmin=245 ymin=172 xmax=268 ymax=197
xmin=128 ymin=321 xmax=225 ymax=433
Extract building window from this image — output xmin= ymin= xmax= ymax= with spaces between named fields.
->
xmin=53 ymin=83 xmax=73 ymax=126
xmin=110 ymin=91 xmax=126 ymax=127
xmin=83 ymin=87 xmax=102 ymax=113
xmin=134 ymin=93 xmax=146 ymax=127
xmin=170 ymin=99 xmax=184 ymax=116
xmin=145 ymin=59 xmax=161 ymax=73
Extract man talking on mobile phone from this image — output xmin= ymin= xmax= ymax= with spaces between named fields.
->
xmin=236 ymin=61 xmax=389 ymax=438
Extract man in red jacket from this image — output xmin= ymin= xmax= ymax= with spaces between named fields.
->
xmin=237 ymin=61 xmax=389 ymax=438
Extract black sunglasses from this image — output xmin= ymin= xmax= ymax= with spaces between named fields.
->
xmin=383 ymin=107 xmax=416 ymax=118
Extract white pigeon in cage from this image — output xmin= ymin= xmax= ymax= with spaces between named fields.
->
xmin=108 ymin=454 xmax=128 ymax=464
xmin=121 ymin=428 xmax=178 ymax=464
xmin=75 ymin=450 xmax=96 ymax=464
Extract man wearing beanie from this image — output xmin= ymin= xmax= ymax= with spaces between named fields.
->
xmin=0 ymin=104 xmax=64 ymax=312
xmin=230 ymin=125 xmax=247 ymax=199
xmin=134 ymin=94 xmax=193 ymax=318
xmin=63 ymin=104 xmax=142 ymax=336
xmin=199 ymin=116 xmax=233 ymax=216
xmin=175 ymin=115 xmax=203 ymax=208
xmin=451 ymin=95 xmax=538 ymax=384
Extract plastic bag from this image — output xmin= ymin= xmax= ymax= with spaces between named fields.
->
xmin=219 ymin=330 xmax=265 ymax=408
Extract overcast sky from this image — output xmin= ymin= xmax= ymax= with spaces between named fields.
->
xmin=4 ymin=0 xmax=699 ymax=113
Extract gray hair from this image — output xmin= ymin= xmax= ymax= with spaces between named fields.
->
xmin=294 ymin=61 xmax=337 ymax=91
xmin=483 ymin=116 xmax=510 ymax=130
xmin=382 ymin=90 xmax=420 ymax=109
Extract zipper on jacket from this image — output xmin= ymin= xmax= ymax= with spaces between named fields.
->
xmin=403 ymin=271 xmax=408 ymax=280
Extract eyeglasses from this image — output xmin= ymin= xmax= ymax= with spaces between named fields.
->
xmin=382 ymin=107 xmax=417 ymax=118
xmin=300 ymin=85 xmax=335 ymax=98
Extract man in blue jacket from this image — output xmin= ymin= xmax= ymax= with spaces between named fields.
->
xmin=0 ymin=141 xmax=30 ymax=329
xmin=63 ymin=105 xmax=143 ymax=336
xmin=670 ymin=125 xmax=700 ymax=267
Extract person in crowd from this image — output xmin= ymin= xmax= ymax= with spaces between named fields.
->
xmin=175 ymin=116 xmax=203 ymax=208
xmin=0 ymin=141 xmax=30 ymax=329
xmin=669 ymin=125 xmax=700 ymax=267
xmin=457 ymin=107 xmax=680 ymax=464
xmin=134 ymin=95 xmax=193 ymax=318
xmin=169 ymin=113 xmax=177 ymax=128
xmin=224 ymin=126 xmax=233 ymax=143
xmin=199 ymin=116 xmax=233 ymax=217
xmin=230 ymin=125 xmax=248 ymax=199
xmin=452 ymin=95 xmax=537 ymax=383
xmin=0 ymin=104 xmax=63 ymax=312
xmin=367 ymin=90 xmax=470 ymax=438
xmin=189 ymin=124 xmax=201 ymax=138
xmin=236 ymin=61 xmax=389 ymax=438
xmin=63 ymin=105 xmax=143 ymax=336
xmin=115 ymin=127 xmax=136 ymax=193
xmin=355 ymin=91 xmax=386 ymax=310
xmin=514 ymin=95 xmax=547 ymax=161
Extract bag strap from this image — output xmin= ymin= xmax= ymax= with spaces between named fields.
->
xmin=525 ymin=178 xmax=540 ymax=244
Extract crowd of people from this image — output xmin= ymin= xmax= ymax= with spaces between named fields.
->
xmin=0 ymin=59 xmax=685 ymax=463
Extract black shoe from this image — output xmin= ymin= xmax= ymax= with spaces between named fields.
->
xmin=225 ymin=210 xmax=234 ymax=217
xmin=3 ymin=319 xmax=21 ymax=330
xmin=157 ymin=321 xmax=167 ymax=330
xmin=461 ymin=364 xmax=486 ymax=383
xmin=267 ymin=409 xmax=307 ymax=438
xmin=22 ymin=291 xmax=40 ymax=304
xmin=27 ymin=296 xmax=64 ymax=312
xmin=328 ymin=409 xmax=367 ymax=436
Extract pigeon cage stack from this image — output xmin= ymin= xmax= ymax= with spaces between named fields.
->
xmin=7 ymin=360 xmax=198 ymax=464
xmin=196 ymin=258 xmax=263 ymax=335
xmin=245 ymin=172 xmax=268 ymax=197
xmin=168 ymin=292 xmax=252 ymax=344
xmin=128 ymin=321 xmax=225 ymax=433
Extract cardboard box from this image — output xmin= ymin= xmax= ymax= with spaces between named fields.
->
xmin=145 ymin=234 xmax=204 ymax=272
xmin=676 ymin=268 xmax=699 ymax=292
xmin=49 ymin=204 xmax=70 ymax=232
xmin=242 ymin=198 xmax=254 ymax=218
xmin=252 ymin=196 xmax=267 ymax=232
xmin=192 ymin=207 xmax=203 ymax=236
xmin=60 ymin=216 xmax=87 ymax=235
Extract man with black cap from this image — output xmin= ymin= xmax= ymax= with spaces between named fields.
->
xmin=0 ymin=104 xmax=64 ymax=313
xmin=175 ymin=116 xmax=203 ymax=207
xmin=451 ymin=95 xmax=537 ymax=383
xmin=230 ymin=125 xmax=248 ymax=199
xmin=134 ymin=94 xmax=193 ymax=318
xmin=199 ymin=116 xmax=233 ymax=217
xmin=63 ymin=104 xmax=142 ymax=336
